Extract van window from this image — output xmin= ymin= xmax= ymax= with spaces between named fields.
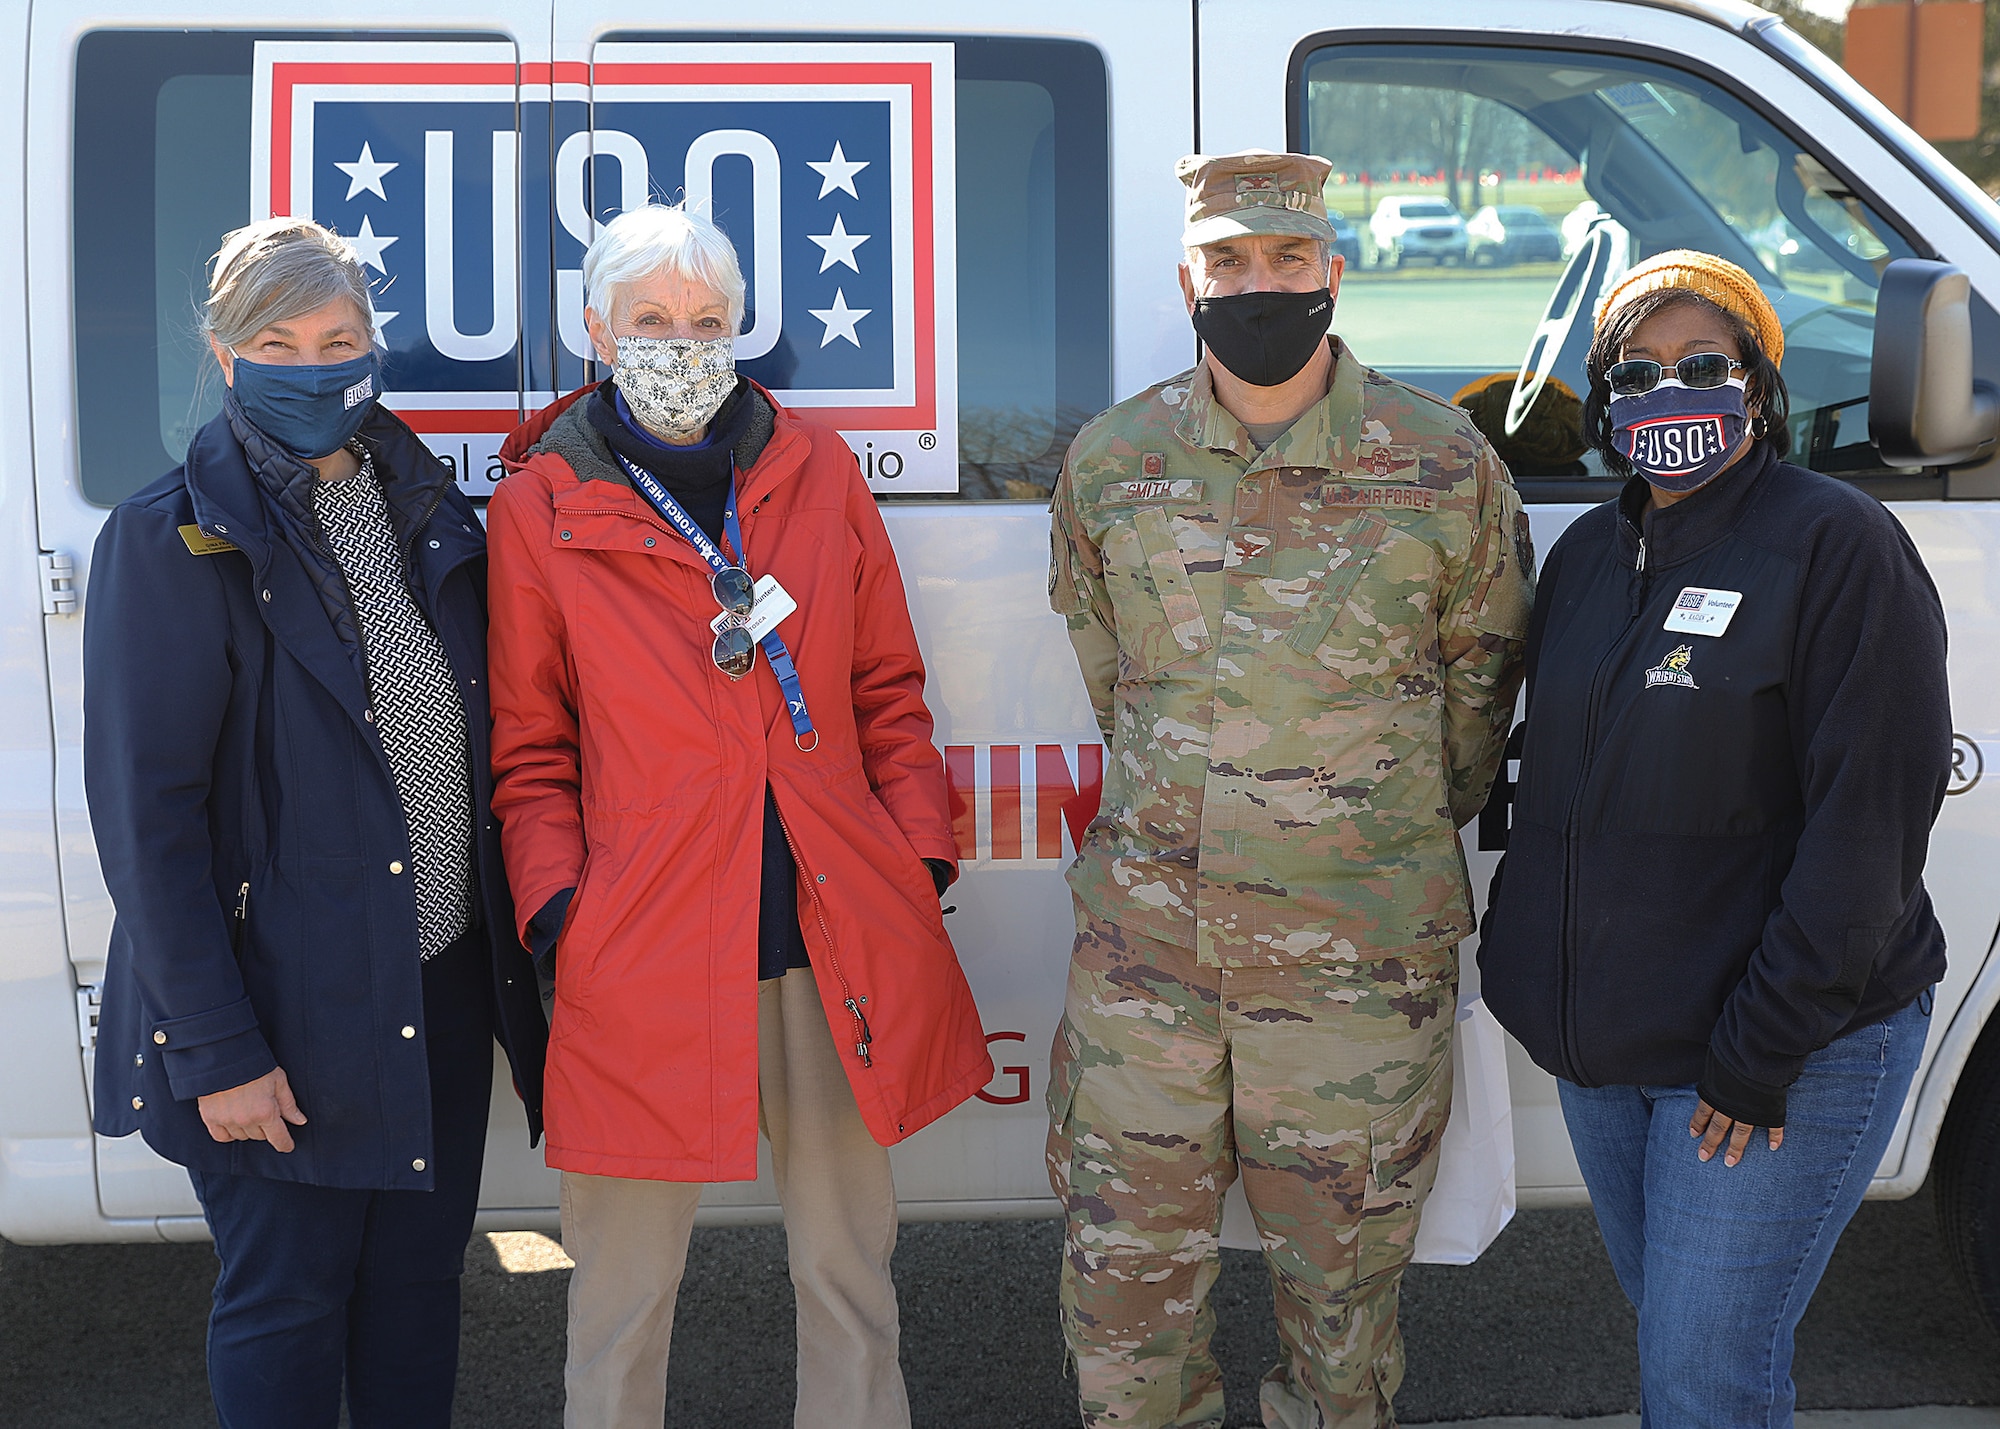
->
xmin=591 ymin=35 xmax=1114 ymax=501
xmin=1297 ymin=42 xmax=1927 ymax=499
xmin=72 ymin=30 xmax=512 ymax=508
xmin=72 ymin=31 xmax=1109 ymax=507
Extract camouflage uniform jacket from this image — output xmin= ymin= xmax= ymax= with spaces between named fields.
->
xmin=1048 ymin=340 xmax=1534 ymax=967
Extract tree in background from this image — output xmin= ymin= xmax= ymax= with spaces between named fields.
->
xmin=1757 ymin=0 xmax=2000 ymax=195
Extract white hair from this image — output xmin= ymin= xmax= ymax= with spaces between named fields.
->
xmin=582 ymin=203 xmax=746 ymax=330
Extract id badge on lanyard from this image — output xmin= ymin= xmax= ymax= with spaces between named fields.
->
xmin=615 ymin=451 xmax=818 ymax=751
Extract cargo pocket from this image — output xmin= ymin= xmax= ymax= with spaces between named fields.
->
xmin=1044 ymin=1017 xmax=1085 ymax=1201
xmin=1357 ymin=1049 xmax=1453 ymax=1282
xmin=1101 ymin=506 xmax=1212 ymax=678
xmin=1296 ymin=520 xmax=1441 ymax=702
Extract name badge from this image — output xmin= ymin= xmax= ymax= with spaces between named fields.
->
xmin=1663 ymin=586 xmax=1742 ymax=637
xmin=711 ymin=573 xmax=798 ymax=644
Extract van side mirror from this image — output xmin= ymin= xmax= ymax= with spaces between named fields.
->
xmin=1870 ymin=258 xmax=2000 ymax=468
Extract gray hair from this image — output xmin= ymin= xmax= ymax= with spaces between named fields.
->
xmin=203 ymin=218 xmax=376 ymax=351
xmin=583 ymin=203 xmax=746 ymax=330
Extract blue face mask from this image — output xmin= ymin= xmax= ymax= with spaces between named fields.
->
xmin=228 ymin=350 xmax=382 ymax=460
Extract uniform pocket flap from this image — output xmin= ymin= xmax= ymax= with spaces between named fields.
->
xmin=1131 ymin=507 xmax=1212 ymax=655
xmin=1286 ymin=515 xmax=1389 ymax=656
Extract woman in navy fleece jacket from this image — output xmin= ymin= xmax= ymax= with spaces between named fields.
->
xmin=1479 ymin=251 xmax=1947 ymax=1428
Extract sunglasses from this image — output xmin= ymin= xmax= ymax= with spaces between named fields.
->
xmin=710 ymin=565 xmax=758 ymax=680
xmin=1606 ymin=353 xmax=1747 ymax=397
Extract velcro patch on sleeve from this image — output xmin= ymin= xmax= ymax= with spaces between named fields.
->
xmin=1316 ymin=483 xmax=1438 ymax=511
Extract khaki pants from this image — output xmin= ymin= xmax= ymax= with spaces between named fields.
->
xmin=1046 ymin=908 xmax=1456 ymax=1429
xmin=560 ymin=970 xmax=909 ymax=1429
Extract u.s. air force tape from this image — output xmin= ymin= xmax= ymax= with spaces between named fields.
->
xmin=1318 ymin=484 xmax=1438 ymax=511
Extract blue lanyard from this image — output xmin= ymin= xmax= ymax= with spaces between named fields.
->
xmin=614 ymin=451 xmax=818 ymax=750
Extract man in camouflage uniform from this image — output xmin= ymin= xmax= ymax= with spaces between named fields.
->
xmin=1044 ymin=150 xmax=1534 ymax=1429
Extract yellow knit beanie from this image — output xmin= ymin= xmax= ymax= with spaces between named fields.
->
xmin=1595 ymin=250 xmax=1785 ymax=367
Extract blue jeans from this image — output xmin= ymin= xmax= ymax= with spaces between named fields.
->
xmin=188 ymin=934 xmax=493 ymax=1429
xmin=1558 ymin=994 xmax=1929 ymax=1429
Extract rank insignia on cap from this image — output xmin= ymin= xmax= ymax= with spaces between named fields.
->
xmin=1142 ymin=452 xmax=1166 ymax=477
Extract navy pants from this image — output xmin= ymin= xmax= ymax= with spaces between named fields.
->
xmin=188 ymin=934 xmax=494 ymax=1429
xmin=1558 ymin=994 xmax=1929 ymax=1429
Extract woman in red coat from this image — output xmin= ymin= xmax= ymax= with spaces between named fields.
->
xmin=487 ymin=203 xmax=991 ymax=1428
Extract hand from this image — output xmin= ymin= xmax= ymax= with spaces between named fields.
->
xmin=1689 ymin=1097 xmax=1782 ymax=1168
xmin=198 ymin=1068 xmax=308 ymax=1153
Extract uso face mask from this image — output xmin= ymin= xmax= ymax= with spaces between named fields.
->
xmin=612 ymin=334 xmax=738 ymax=440
xmin=228 ymin=350 xmax=381 ymax=460
xmin=1609 ymin=375 xmax=1751 ymax=494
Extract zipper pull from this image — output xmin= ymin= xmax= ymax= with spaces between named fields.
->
xmin=1634 ymin=535 xmax=1647 ymax=573
xmin=844 ymin=996 xmax=874 ymax=1067
xmin=229 ymin=882 xmax=250 ymax=957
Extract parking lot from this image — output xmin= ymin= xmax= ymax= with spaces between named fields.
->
xmin=4 ymin=1185 xmax=1994 ymax=1427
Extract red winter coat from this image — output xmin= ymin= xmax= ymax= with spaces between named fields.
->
xmin=488 ymin=382 xmax=991 ymax=1182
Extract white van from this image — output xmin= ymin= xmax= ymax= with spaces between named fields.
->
xmin=6 ymin=0 xmax=1999 ymax=1331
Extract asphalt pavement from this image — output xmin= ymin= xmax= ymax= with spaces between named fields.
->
xmin=3 ymin=1185 xmax=1995 ymax=1426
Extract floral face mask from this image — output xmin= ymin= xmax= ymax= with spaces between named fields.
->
xmin=611 ymin=334 xmax=738 ymax=440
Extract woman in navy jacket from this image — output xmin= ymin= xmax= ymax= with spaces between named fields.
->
xmin=84 ymin=218 xmax=546 ymax=1429
xmin=1480 ymin=251 xmax=1947 ymax=1428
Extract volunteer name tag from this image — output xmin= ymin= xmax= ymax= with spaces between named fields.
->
xmin=710 ymin=573 xmax=798 ymax=644
xmin=1663 ymin=586 xmax=1742 ymax=637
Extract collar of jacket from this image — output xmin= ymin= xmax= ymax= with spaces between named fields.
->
xmin=1615 ymin=439 xmax=1779 ymax=571
xmin=504 ymin=377 xmax=778 ymax=486
xmin=1172 ymin=336 xmax=1365 ymax=472
xmin=188 ymin=397 xmax=475 ymax=569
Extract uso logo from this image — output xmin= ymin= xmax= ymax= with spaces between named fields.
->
xmin=250 ymin=40 xmax=959 ymax=493
xmin=1619 ymin=413 xmax=1729 ymax=475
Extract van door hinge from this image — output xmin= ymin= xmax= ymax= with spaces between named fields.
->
xmin=39 ymin=552 xmax=78 ymax=615
xmin=76 ymin=983 xmax=102 ymax=1053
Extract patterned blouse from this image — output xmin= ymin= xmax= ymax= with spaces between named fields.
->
xmin=311 ymin=451 xmax=475 ymax=960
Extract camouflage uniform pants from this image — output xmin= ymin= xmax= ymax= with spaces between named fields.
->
xmin=1045 ymin=906 xmax=1456 ymax=1429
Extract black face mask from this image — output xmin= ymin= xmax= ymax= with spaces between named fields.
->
xmin=1190 ymin=287 xmax=1333 ymax=388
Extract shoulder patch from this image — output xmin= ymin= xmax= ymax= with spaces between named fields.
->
xmin=178 ymin=524 xmax=240 ymax=556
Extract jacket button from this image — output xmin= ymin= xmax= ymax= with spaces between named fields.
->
xmin=401 ymin=1025 xmax=416 ymax=1039
xmin=428 ymin=539 xmax=441 ymax=549
xmin=412 ymin=1158 xmax=426 ymax=1172
xmin=560 ymin=530 xmax=573 ymax=541
xmin=261 ymin=589 xmax=272 ymax=602
xmin=816 ymin=873 xmax=826 ymax=883
xmin=364 ymin=710 xmax=375 ymax=723
xmin=153 ymin=1030 xmax=167 ymax=1045
xmin=645 ymin=537 xmax=656 ymax=547
xmin=214 ymin=524 xmax=228 ymax=534
xmin=131 ymin=1096 xmax=144 ymax=1110
xmin=133 ymin=1053 xmax=144 ymax=1068
xmin=389 ymin=860 xmax=405 ymax=874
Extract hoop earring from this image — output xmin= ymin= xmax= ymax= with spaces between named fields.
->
xmin=1751 ymin=412 xmax=1768 ymax=440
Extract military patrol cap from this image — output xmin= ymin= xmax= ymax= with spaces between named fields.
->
xmin=1177 ymin=149 xmax=1338 ymax=248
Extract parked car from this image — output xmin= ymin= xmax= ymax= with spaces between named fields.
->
xmin=1328 ymin=207 xmax=1363 ymax=268
xmin=1466 ymin=204 xmax=1565 ymax=265
xmin=1368 ymin=195 xmax=1469 ymax=266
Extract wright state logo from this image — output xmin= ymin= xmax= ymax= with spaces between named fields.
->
xmin=1645 ymin=644 xmax=1699 ymax=690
